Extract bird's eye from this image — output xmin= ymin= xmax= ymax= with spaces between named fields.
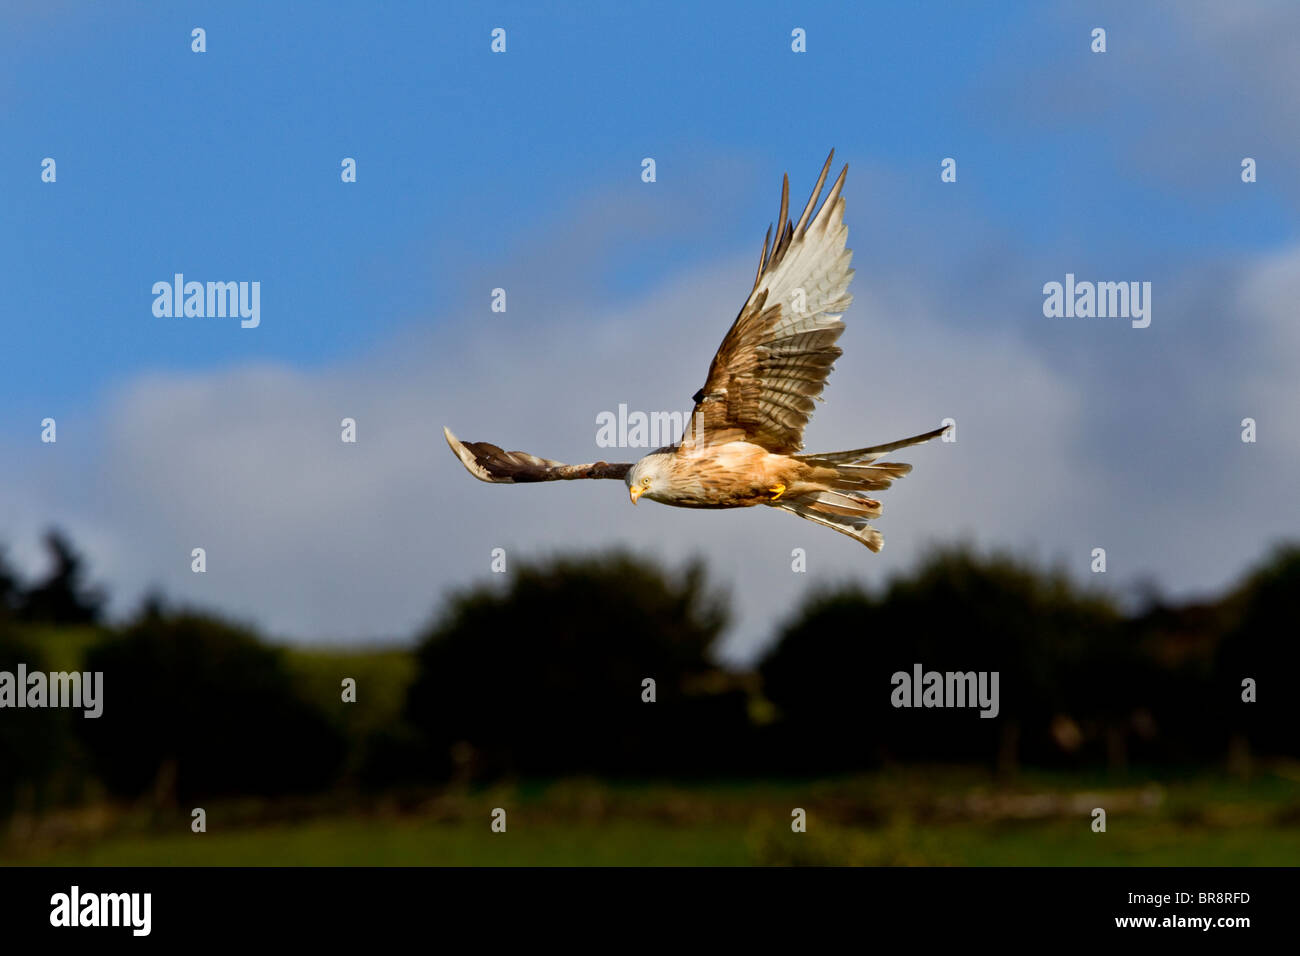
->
xmin=642 ymin=477 xmax=651 ymax=486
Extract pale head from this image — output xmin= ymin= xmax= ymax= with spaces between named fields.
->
xmin=626 ymin=452 xmax=674 ymax=504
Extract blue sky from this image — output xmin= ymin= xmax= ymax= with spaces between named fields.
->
xmin=6 ymin=0 xmax=1290 ymax=410
xmin=3 ymin=2 xmax=1298 ymax=661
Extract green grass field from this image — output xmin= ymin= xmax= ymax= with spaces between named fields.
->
xmin=22 ymin=816 xmax=1300 ymax=867
xmin=8 ymin=770 xmax=1299 ymax=866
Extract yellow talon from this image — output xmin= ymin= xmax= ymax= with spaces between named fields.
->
xmin=768 ymin=483 xmax=786 ymax=501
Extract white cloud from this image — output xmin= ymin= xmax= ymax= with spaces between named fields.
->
xmin=1235 ymin=244 xmax=1300 ymax=467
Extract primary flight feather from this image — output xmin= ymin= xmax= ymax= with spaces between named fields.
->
xmin=444 ymin=150 xmax=946 ymax=551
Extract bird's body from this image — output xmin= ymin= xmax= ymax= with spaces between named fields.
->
xmin=444 ymin=150 xmax=948 ymax=551
xmin=628 ymin=443 xmax=793 ymax=509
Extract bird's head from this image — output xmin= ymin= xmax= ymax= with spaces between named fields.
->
xmin=626 ymin=453 xmax=672 ymax=504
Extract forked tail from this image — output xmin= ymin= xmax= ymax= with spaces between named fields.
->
xmin=771 ymin=425 xmax=948 ymax=551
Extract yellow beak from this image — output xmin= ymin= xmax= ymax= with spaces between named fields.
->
xmin=629 ymin=485 xmax=643 ymax=504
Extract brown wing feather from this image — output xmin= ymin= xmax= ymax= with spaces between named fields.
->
xmin=681 ymin=150 xmax=853 ymax=455
xmin=444 ymin=427 xmax=631 ymax=483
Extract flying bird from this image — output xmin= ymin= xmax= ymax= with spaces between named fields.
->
xmin=444 ymin=150 xmax=946 ymax=551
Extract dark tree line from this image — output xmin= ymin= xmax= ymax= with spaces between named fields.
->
xmin=0 ymin=530 xmax=1295 ymax=817
xmin=0 ymin=530 xmax=105 ymax=626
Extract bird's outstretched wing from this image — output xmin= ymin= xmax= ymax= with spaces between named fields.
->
xmin=681 ymin=150 xmax=852 ymax=455
xmin=443 ymin=427 xmax=632 ymax=483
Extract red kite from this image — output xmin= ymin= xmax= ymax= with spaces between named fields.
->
xmin=445 ymin=151 xmax=945 ymax=550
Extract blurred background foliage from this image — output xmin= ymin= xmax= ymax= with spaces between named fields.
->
xmin=0 ymin=531 xmax=1296 ymax=864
